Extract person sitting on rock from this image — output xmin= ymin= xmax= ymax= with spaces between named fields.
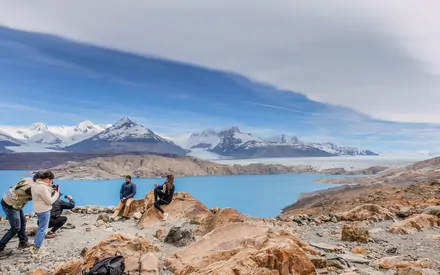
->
xmin=153 ymin=174 xmax=175 ymax=221
xmin=111 ymin=175 xmax=136 ymax=221
xmin=0 ymin=173 xmax=41 ymax=256
xmin=45 ymin=192 xmax=75 ymax=238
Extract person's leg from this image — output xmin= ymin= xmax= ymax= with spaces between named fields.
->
xmin=17 ymin=209 xmax=28 ymax=244
xmin=48 ymin=216 xmax=67 ymax=234
xmin=0 ymin=204 xmax=21 ymax=251
xmin=122 ymin=198 xmax=134 ymax=217
xmin=153 ymin=200 xmax=167 ymax=214
xmin=154 ymin=187 xmax=164 ymax=202
xmin=111 ymin=200 xmax=125 ymax=219
xmin=34 ymin=211 xmax=50 ymax=249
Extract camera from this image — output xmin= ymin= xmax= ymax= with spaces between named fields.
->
xmin=51 ymin=184 xmax=59 ymax=191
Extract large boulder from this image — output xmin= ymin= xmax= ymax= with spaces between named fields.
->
xmin=200 ymin=207 xmax=249 ymax=234
xmin=164 ymin=222 xmax=196 ymax=247
xmin=387 ymin=214 xmax=440 ymax=235
xmin=51 ymin=234 xmax=160 ymax=275
xmin=341 ymin=224 xmax=371 ymax=243
xmin=338 ymin=204 xmax=395 ymax=222
xmin=115 ymin=199 xmax=145 ymax=218
xmin=165 ymin=223 xmax=317 ymax=275
xmin=138 ymin=192 xmax=212 ymax=229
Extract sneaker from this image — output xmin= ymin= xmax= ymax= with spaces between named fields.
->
xmin=45 ymin=232 xmax=57 ymax=239
xmin=18 ymin=241 xmax=34 ymax=249
xmin=162 ymin=213 xmax=169 ymax=221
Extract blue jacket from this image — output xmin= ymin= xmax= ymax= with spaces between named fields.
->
xmin=120 ymin=181 xmax=136 ymax=199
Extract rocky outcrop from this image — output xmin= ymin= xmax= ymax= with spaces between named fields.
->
xmin=49 ymin=154 xmax=320 ymax=180
xmin=338 ymin=204 xmax=395 ymax=222
xmin=318 ymin=156 xmax=440 ymax=186
xmin=387 ymin=214 xmax=440 ymax=235
xmin=51 ymin=234 xmax=160 ymax=275
xmin=283 ymin=180 xmax=440 ymax=218
xmin=165 ymin=223 xmax=317 ymax=275
xmin=139 ymin=192 xmax=212 ymax=230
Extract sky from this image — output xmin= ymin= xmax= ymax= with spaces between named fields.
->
xmin=1 ymin=1 xmax=440 ymax=153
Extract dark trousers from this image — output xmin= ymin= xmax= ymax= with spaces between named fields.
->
xmin=153 ymin=187 xmax=170 ymax=214
xmin=49 ymin=216 xmax=67 ymax=233
xmin=0 ymin=199 xmax=28 ymax=250
xmin=37 ymin=216 xmax=68 ymax=233
xmin=154 ymin=187 xmax=164 ymax=202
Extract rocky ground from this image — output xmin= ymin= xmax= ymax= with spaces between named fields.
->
xmin=0 ymin=187 xmax=439 ymax=274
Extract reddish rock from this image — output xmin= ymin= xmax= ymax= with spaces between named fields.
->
xmin=165 ymin=223 xmax=317 ymax=275
xmin=338 ymin=204 xmax=395 ymax=222
xmin=387 ymin=214 xmax=440 ymax=235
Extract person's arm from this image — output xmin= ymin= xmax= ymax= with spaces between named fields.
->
xmin=119 ymin=184 xmax=124 ymax=200
xmin=40 ymin=186 xmax=60 ymax=206
xmin=25 ymin=188 xmax=32 ymax=201
xmin=61 ymin=198 xmax=75 ymax=210
xmin=126 ymin=184 xmax=136 ymax=199
xmin=60 ymin=200 xmax=75 ymax=209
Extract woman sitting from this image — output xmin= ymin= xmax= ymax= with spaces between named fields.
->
xmin=153 ymin=175 xmax=175 ymax=221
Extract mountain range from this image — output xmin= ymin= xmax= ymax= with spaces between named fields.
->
xmin=0 ymin=117 xmax=377 ymax=158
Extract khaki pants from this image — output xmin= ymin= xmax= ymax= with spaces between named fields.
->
xmin=112 ymin=198 xmax=134 ymax=218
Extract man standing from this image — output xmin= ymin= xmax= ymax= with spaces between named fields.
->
xmin=45 ymin=193 xmax=75 ymax=238
xmin=111 ymin=175 xmax=136 ymax=221
xmin=0 ymin=174 xmax=40 ymax=256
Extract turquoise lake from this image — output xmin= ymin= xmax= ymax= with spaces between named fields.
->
xmin=0 ymin=170 xmax=346 ymax=218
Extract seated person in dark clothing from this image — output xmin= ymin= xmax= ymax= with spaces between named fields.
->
xmin=38 ymin=192 xmax=75 ymax=238
xmin=153 ymin=175 xmax=175 ymax=221
xmin=112 ymin=175 xmax=137 ymax=221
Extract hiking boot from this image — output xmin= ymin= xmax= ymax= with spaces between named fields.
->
xmin=18 ymin=241 xmax=33 ymax=249
xmin=162 ymin=213 xmax=169 ymax=221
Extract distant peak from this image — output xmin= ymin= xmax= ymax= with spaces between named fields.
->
xmin=74 ymin=120 xmax=98 ymax=132
xmin=31 ymin=122 xmax=48 ymax=131
xmin=191 ymin=129 xmax=218 ymax=136
xmin=220 ymin=126 xmax=240 ymax=133
xmin=113 ymin=116 xmax=137 ymax=127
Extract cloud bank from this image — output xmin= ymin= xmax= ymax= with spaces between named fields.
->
xmin=1 ymin=1 xmax=440 ymax=123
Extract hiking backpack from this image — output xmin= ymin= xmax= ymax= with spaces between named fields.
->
xmin=82 ymin=255 xmax=125 ymax=275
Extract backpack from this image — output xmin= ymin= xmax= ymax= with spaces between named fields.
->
xmin=4 ymin=178 xmax=34 ymax=210
xmin=82 ymin=255 xmax=125 ymax=275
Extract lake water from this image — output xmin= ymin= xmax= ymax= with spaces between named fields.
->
xmin=0 ymin=170 xmax=349 ymax=218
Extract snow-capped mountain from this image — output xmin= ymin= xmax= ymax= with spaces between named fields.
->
xmin=187 ymin=128 xmax=378 ymax=158
xmin=187 ymin=129 xmax=221 ymax=149
xmin=0 ymin=121 xmax=111 ymax=152
xmin=0 ymin=132 xmax=24 ymax=152
xmin=64 ymin=117 xmax=188 ymax=155
xmin=310 ymin=142 xmax=377 ymax=156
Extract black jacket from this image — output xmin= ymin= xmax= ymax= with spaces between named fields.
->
xmin=158 ymin=183 xmax=175 ymax=203
xmin=50 ymin=197 xmax=75 ymax=219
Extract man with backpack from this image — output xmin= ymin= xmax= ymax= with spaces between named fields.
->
xmin=0 ymin=172 xmax=41 ymax=256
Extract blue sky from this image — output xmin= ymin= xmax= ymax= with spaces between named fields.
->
xmin=1 ymin=26 xmax=440 ymax=153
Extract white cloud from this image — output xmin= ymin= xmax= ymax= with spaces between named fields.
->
xmin=1 ymin=1 xmax=440 ymax=123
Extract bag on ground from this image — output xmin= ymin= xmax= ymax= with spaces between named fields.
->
xmin=82 ymin=255 xmax=125 ymax=275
